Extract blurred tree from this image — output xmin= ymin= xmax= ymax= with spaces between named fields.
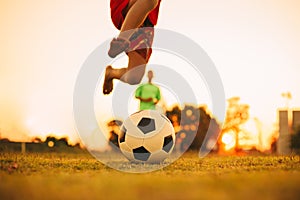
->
xmin=168 ymin=105 xmax=220 ymax=152
xmin=166 ymin=106 xmax=181 ymax=132
xmin=188 ymin=106 xmax=220 ymax=152
xmin=32 ymin=137 xmax=43 ymax=143
xmin=221 ymin=97 xmax=250 ymax=151
xmin=44 ymin=136 xmax=70 ymax=151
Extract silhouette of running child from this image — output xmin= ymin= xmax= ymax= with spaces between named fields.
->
xmin=103 ymin=0 xmax=162 ymax=95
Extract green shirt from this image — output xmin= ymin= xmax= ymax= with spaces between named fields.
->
xmin=135 ymin=83 xmax=161 ymax=110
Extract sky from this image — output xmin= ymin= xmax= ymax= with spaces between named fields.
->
xmin=0 ymin=0 xmax=300 ymax=147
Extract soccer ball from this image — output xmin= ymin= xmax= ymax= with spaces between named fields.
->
xmin=118 ymin=110 xmax=175 ymax=163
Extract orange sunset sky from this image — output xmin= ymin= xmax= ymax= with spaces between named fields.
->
xmin=1 ymin=0 xmax=300 ymax=147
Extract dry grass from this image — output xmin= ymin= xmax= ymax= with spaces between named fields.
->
xmin=1 ymin=152 xmax=300 ymax=200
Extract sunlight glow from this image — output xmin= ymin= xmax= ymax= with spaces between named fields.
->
xmin=221 ymin=131 xmax=236 ymax=151
xmin=25 ymin=117 xmax=35 ymax=129
xmin=48 ymin=141 xmax=54 ymax=148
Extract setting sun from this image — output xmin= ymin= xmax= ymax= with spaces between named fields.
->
xmin=221 ymin=131 xmax=236 ymax=151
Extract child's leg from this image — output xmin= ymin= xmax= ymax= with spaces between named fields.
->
xmin=108 ymin=52 xmax=147 ymax=84
xmin=122 ymin=51 xmax=147 ymax=84
xmin=108 ymin=0 xmax=158 ymax=58
xmin=104 ymin=0 xmax=157 ymax=94
xmin=103 ymin=52 xmax=147 ymax=94
xmin=118 ymin=0 xmax=159 ymax=40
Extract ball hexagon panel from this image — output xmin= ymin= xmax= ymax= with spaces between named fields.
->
xmin=142 ymin=131 xmax=164 ymax=152
xmin=119 ymin=141 xmax=131 ymax=152
xmin=119 ymin=142 xmax=135 ymax=161
xmin=144 ymin=116 xmax=171 ymax=139
xmin=151 ymin=111 xmax=168 ymax=136
xmin=122 ymin=116 xmax=144 ymax=138
xmin=124 ymin=134 xmax=144 ymax=149
xmin=147 ymin=150 xmax=169 ymax=164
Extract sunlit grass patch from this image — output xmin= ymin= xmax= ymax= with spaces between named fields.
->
xmin=1 ymin=152 xmax=300 ymax=200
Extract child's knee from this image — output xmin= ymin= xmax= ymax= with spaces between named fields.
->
xmin=127 ymin=75 xmax=143 ymax=85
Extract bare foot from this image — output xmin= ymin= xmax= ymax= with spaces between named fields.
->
xmin=103 ymin=66 xmax=114 ymax=95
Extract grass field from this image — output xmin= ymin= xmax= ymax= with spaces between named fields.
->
xmin=1 ymin=152 xmax=300 ymax=200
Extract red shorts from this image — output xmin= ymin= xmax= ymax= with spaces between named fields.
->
xmin=110 ymin=0 xmax=161 ymax=61
xmin=127 ymin=27 xmax=154 ymax=62
xmin=110 ymin=0 xmax=161 ymax=29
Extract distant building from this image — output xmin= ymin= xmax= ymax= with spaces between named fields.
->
xmin=292 ymin=111 xmax=300 ymax=132
xmin=277 ymin=110 xmax=290 ymax=155
xmin=277 ymin=109 xmax=300 ymax=155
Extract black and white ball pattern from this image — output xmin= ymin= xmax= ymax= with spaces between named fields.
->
xmin=118 ymin=110 xmax=175 ymax=163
